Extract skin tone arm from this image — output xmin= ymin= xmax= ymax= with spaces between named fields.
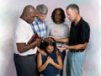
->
xmin=37 ymin=52 xmax=63 ymax=72
xmin=37 ymin=53 xmax=51 ymax=72
xmin=37 ymin=48 xmax=47 ymax=56
xmin=16 ymin=38 xmax=41 ymax=53
xmin=61 ymin=42 xmax=88 ymax=52
xmin=49 ymin=51 xmax=63 ymax=70
xmin=54 ymin=37 xmax=69 ymax=43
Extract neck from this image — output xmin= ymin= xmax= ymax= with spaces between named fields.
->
xmin=74 ymin=15 xmax=81 ymax=25
xmin=55 ymin=21 xmax=63 ymax=24
xmin=20 ymin=15 xmax=30 ymax=24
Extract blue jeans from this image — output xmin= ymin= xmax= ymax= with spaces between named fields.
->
xmin=66 ymin=51 xmax=85 ymax=76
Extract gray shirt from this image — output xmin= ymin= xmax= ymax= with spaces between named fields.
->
xmin=48 ymin=22 xmax=69 ymax=46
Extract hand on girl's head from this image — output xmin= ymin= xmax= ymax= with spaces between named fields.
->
xmin=44 ymin=37 xmax=55 ymax=42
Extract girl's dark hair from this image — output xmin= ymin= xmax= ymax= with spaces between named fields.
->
xmin=40 ymin=38 xmax=57 ymax=54
xmin=51 ymin=8 xmax=66 ymax=23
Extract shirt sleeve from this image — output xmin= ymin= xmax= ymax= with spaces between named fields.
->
xmin=15 ymin=24 xmax=28 ymax=43
xmin=81 ymin=22 xmax=90 ymax=43
xmin=66 ymin=24 xmax=70 ymax=37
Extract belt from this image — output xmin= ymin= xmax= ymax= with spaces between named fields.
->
xmin=40 ymin=74 xmax=59 ymax=76
xmin=70 ymin=49 xmax=84 ymax=52
xmin=14 ymin=53 xmax=36 ymax=57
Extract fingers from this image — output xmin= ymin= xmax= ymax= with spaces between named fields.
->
xmin=57 ymin=46 xmax=67 ymax=51
xmin=44 ymin=37 xmax=55 ymax=42
xmin=35 ymin=38 xmax=42 ymax=45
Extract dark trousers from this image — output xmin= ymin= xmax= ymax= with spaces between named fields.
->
xmin=14 ymin=54 xmax=39 ymax=76
xmin=60 ymin=51 xmax=66 ymax=76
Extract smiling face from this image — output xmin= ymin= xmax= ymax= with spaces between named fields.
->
xmin=54 ymin=9 xmax=62 ymax=23
xmin=52 ymin=8 xmax=65 ymax=24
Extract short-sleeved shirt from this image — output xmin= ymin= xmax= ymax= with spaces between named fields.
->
xmin=48 ymin=22 xmax=69 ymax=46
xmin=32 ymin=18 xmax=48 ymax=38
xmin=15 ymin=18 xmax=37 ymax=56
xmin=69 ymin=18 xmax=90 ymax=46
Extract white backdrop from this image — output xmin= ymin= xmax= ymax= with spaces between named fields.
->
xmin=0 ymin=0 xmax=101 ymax=76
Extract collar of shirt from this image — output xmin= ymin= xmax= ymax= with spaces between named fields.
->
xmin=72 ymin=17 xmax=83 ymax=27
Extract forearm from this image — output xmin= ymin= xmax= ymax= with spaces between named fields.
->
xmin=17 ymin=42 xmax=37 ymax=53
xmin=68 ymin=43 xmax=87 ymax=50
xmin=52 ymin=63 xmax=63 ymax=70
xmin=38 ymin=61 xmax=49 ymax=72
xmin=24 ymin=42 xmax=37 ymax=51
xmin=55 ymin=38 xmax=69 ymax=43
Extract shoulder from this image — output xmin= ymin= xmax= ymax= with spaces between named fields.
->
xmin=17 ymin=18 xmax=24 ymax=27
xmin=62 ymin=23 xmax=70 ymax=30
xmin=82 ymin=19 xmax=90 ymax=30
xmin=61 ymin=22 xmax=69 ymax=27
xmin=16 ymin=18 xmax=29 ymax=31
xmin=48 ymin=22 xmax=55 ymax=28
xmin=81 ymin=18 xmax=89 ymax=26
xmin=37 ymin=53 xmax=42 ymax=58
xmin=32 ymin=19 xmax=37 ymax=26
xmin=32 ymin=17 xmax=39 ymax=25
xmin=32 ymin=20 xmax=36 ymax=25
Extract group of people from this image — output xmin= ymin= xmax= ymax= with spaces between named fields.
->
xmin=14 ymin=3 xmax=90 ymax=76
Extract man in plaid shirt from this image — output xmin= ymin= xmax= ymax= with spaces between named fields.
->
xmin=32 ymin=4 xmax=48 ymax=38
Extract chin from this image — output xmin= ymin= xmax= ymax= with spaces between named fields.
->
xmin=48 ymin=52 xmax=52 ymax=54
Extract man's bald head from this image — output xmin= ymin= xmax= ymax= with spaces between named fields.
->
xmin=22 ymin=5 xmax=36 ymax=15
xmin=21 ymin=5 xmax=36 ymax=24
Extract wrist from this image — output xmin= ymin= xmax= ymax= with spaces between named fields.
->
xmin=68 ymin=46 xmax=72 ymax=49
xmin=52 ymin=62 xmax=55 ymax=66
xmin=46 ymin=61 xmax=49 ymax=64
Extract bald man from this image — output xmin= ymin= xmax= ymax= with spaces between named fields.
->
xmin=14 ymin=5 xmax=40 ymax=76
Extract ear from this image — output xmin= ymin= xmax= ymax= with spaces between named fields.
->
xmin=25 ymin=13 xmax=30 ymax=18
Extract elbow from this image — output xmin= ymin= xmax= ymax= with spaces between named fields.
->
xmin=75 ymin=43 xmax=87 ymax=50
xmin=60 ymin=64 xmax=63 ymax=70
xmin=60 ymin=67 xmax=63 ymax=70
xmin=38 ymin=67 xmax=42 ymax=72
xmin=59 ymin=64 xmax=63 ymax=70
xmin=17 ymin=48 xmax=26 ymax=53
xmin=16 ymin=43 xmax=27 ymax=53
xmin=38 ymin=70 xmax=42 ymax=73
xmin=81 ymin=43 xmax=87 ymax=50
xmin=38 ymin=67 xmax=41 ymax=72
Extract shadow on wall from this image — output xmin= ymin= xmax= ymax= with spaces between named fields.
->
xmin=0 ymin=8 xmax=19 ymax=76
xmin=0 ymin=37 xmax=17 ymax=76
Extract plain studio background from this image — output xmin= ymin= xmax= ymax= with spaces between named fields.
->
xmin=0 ymin=0 xmax=101 ymax=76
